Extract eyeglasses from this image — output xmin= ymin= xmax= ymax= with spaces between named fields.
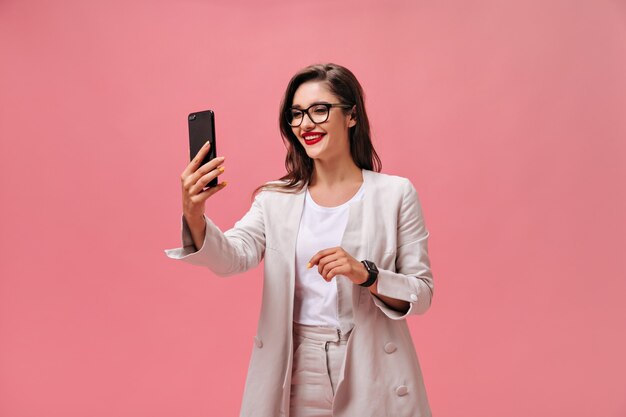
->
xmin=286 ymin=102 xmax=354 ymax=127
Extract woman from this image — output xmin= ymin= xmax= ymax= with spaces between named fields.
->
xmin=165 ymin=63 xmax=434 ymax=417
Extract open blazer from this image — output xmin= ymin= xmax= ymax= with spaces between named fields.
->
xmin=164 ymin=169 xmax=434 ymax=417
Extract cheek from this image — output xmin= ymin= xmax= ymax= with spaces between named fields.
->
xmin=327 ymin=125 xmax=349 ymax=146
xmin=325 ymin=123 xmax=340 ymax=138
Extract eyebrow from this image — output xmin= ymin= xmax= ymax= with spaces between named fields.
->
xmin=291 ymin=101 xmax=331 ymax=109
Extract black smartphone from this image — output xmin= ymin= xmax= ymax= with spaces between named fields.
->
xmin=188 ymin=109 xmax=217 ymax=188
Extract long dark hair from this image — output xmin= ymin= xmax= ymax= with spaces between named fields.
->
xmin=252 ymin=62 xmax=382 ymax=198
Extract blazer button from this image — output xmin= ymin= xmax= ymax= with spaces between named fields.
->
xmin=395 ymin=385 xmax=409 ymax=396
xmin=254 ymin=336 xmax=263 ymax=348
xmin=384 ymin=342 xmax=397 ymax=354
xmin=410 ymin=293 xmax=418 ymax=302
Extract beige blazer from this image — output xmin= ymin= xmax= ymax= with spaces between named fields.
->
xmin=164 ymin=168 xmax=434 ymax=417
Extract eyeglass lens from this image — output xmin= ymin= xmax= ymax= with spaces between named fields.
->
xmin=288 ymin=105 xmax=330 ymax=126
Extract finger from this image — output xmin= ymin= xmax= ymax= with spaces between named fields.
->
xmin=317 ymin=252 xmax=343 ymax=276
xmin=320 ymin=259 xmax=345 ymax=281
xmin=194 ymin=139 xmax=212 ymax=159
xmin=326 ymin=264 xmax=349 ymax=281
xmin=189 ymin=164 xmax=226 ymax=196
xmin=190 ymin=181 xmax=228 ymax=204
xmin=317 ymin=248 xmax=344 ymax=274
xmin=183 ymin=155 xmax=221 ymax=190
xmin=190 ymin=157 xmax=226 ymax=189
xmin=307 ymin=247 xmax=341 ymax=268
xmin=182 ymin=140 xmax=212 ymax=179
xmin=184 ymin=156 xmax=225 ymax=190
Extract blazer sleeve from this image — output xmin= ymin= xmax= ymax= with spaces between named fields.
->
xmin=370 ymin=178 xmax=434 ymax=320
xmin=163 ymin=191 xmax=266 ymax=276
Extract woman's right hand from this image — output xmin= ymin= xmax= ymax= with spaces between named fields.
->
xmin=181 ymin=140 xmax=227 ymax=225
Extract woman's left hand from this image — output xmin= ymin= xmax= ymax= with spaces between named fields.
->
xmin=307 ymin=247 xmax=369 ymax=285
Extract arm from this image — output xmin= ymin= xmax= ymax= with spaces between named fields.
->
xmin=367 ymin=280 xmax=411 ymax=314
xmin=185 ymin=214 xmax=207 ymax=252
xmin=163 ymin=191 xmax=267 ymax=276
xmin=369 ymin=179 xmax=435 ymax=320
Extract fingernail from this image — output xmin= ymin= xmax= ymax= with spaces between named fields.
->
xmin=306 ymin=262 xmax=311 ymax=269
xmin=205 ymin=140 xmax=210 ymax=147
xmin=218 ymin=166 xmax=225 ymax=172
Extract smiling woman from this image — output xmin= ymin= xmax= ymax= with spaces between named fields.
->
xmin=250 ymin=63 xmax=380 ymax=198
xmin=165 ymin=62 xmax=435 ymax=417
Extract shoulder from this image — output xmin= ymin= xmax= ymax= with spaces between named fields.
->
xmin=253 ymin=179 xmax=306 ymax=203
xmin=365 ymin=171 xmax=425 ymax=225
xmin=364 ymin=170 xmax=415 ymax=197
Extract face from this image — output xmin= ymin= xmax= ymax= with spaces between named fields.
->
xmin=290 ymin=81 xmax=356 ymax=162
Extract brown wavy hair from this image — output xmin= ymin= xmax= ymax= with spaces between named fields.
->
xmin=252 ymin=62 xmax=382 ymax=199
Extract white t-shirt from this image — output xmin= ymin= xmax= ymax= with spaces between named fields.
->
xmin=293 ymin=182 xmax=366 ymax=327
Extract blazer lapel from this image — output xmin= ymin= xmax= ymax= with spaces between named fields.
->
xmin=281 ymin=184 xmax=307 ymax=314
xmin=279 ymin=184 xmax=306 ymax=395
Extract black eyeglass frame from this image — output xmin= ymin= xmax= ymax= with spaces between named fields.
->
xmin=286 ymin=102 xmax=354 ymax=127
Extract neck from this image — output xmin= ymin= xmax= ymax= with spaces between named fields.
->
xmin=309 ymin=155 xmax=363 ymax=188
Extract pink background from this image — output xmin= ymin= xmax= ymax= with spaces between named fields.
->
xmin=1 ymin=0 xmax=625 ymax=416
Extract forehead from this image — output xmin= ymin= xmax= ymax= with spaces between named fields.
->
xmin=292 ymin=81 xmax=337 ymax=107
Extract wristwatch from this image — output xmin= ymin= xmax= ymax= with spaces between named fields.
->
xmin=359 ymin=260 xmax=379 ymax=287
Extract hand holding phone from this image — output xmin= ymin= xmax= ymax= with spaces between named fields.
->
xmin=180 ymin=110 xmax=227 ymax=226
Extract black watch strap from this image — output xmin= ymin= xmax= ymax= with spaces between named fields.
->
xmin=360 ymin=260 xmax=379 ymax=287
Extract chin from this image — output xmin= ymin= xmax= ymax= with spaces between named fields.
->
xmin=302 ymin=146 xmax=320 ymax=158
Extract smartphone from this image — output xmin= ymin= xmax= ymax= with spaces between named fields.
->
xmin=188 ymin=109 xmax=217 ymax=188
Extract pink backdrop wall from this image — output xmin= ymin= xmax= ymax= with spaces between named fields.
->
xmin=1 ymin=0 xmax=625 ymax=416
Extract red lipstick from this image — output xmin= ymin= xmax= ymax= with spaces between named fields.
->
xmin=302 ymin=132 xmax=325 ymax=145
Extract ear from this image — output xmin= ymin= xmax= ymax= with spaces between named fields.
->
xmin=348 ymin=105 xmax=357 ymax=128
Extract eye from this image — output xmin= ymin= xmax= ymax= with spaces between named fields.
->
xmin=312 ymin=105 xmax=327 ymax=114
xmin=289 ymin=109 xmax=303 ymax=118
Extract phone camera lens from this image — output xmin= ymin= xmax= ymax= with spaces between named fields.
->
xmin=189 ymin=114 xmax=197 ymax=121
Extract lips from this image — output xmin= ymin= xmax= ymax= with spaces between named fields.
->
xmin=302 ymin=133 xmax=325 ymax=145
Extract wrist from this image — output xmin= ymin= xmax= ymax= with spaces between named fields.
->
xmin=358 ymin=263 xmax=369 ymax=285
xmin=359 ymin=260 xmax=379 ymax=288
xmin=184 ymin=212 xmax=204 ymax=227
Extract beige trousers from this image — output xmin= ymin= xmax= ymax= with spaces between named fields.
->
xmin=289 ymin=322 xmax=352 ymax=417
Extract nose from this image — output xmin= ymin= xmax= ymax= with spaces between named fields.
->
xmin=300 ymin=111 xmax=316 ymax=130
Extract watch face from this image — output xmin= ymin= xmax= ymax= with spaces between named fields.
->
xmin=364 ymin=260 xmax=378 ymax=274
